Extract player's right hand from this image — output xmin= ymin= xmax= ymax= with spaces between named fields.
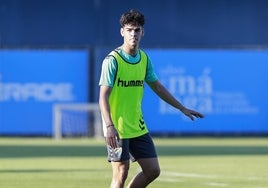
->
xmin=106 ymin=126 xmax=119 ymax=149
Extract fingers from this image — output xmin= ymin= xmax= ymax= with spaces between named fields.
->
xmin=106 ymin=128 xmax=120 ymax=149
xmin=187 ymin=110 xmax=204 ymax=121
xmin=188 ymin=115 xmax=194 ymax=121
xmin=107 ymin=136 xmax=117 ymax=148
xmin=193 ymin=112 xmax=204 ymax=118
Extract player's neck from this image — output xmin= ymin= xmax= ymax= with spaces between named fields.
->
xmin=121 ymin=44 xmax=138 ymax=56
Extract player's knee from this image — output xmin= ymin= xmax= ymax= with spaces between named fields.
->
xmin=152 ymin=167 xmax=161 ymax=179
xmin=146 ymin=166 xmax=161 ymax=181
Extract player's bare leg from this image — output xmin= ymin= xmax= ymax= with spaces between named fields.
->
xmin=110 ymin=161 xmax=130 ymax=188
xmin=126 ymin=157 xmax=160 ymax=188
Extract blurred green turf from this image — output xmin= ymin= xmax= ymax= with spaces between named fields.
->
xmin=0 ymin=137 xmax=268 ymax=188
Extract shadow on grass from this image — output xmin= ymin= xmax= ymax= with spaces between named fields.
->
xmin=1 ymin=145 xmax=268 ymax=158
xmin=0 ymin=145 xmax=106 ymax=158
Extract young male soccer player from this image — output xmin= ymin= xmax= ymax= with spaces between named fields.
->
xmin=99 ymin=9 xmax=204 ymax=188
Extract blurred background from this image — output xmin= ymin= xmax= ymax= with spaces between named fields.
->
xmin=0 ymin=0 xmax=268 ymax=137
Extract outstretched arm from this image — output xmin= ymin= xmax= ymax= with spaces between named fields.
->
xmin=147 ymin=80 xmax=204 ymax=120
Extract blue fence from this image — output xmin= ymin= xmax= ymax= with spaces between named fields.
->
xmin=1 ymin=0 xmax=268 ymax=47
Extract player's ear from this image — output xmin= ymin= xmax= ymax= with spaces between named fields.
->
xmin=142 ymin=28 xmax=145 ymax=37
xmin=120 ymin=27 xmax=124 ymax=37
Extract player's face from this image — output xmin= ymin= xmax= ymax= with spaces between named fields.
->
xmin=121 ymin=24 xmax=144 ymax=48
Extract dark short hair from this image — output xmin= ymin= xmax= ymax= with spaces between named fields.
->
xmin=120 ymin=9 xmax=145 ymax=27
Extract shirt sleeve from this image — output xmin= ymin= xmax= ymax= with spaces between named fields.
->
xmin=145 ymin=57 xmax=158 ymax=83
xmin=99 ymin=55 xmax=117 ymax=87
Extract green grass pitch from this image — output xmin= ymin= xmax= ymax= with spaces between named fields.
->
xmin=0 ymin=137 xmax=268 ymax=188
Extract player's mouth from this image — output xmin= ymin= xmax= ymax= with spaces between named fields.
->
xmin=130 ymin=38 xmax=137 ymax=43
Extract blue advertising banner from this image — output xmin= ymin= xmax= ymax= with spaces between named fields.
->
xmin=143 ymin=49 xmax=268 ymax=135
xmin=0 ymin=50 xmax=89 ymax=135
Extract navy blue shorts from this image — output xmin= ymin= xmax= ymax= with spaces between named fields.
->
xmin=106 ymin=133 xmax=157 ymax=162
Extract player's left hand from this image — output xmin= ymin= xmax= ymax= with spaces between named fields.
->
xmin=181 ymin=108 xmax=204 ymax=121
